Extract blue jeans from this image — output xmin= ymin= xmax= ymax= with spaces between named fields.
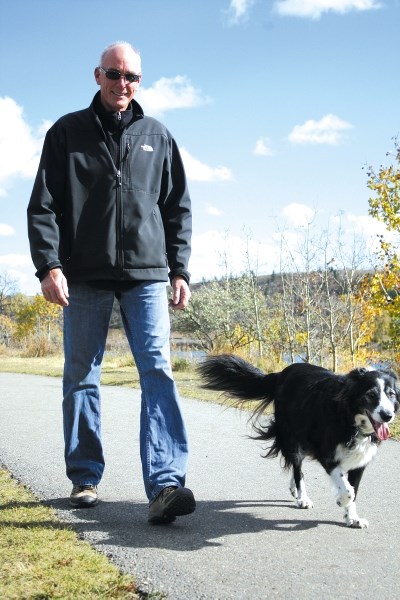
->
xmin=62 ymin=282 xmax=189 ymax=502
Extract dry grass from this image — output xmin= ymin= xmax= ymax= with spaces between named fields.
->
xmin=0 ymin=353 xmax=224 ymax=404
xmin=0 ymin=353 xmax=399 ymax=438
xmin=0 ymin=469 xmax=141 ymax=599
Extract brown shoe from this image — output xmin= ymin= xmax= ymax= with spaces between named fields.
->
xmin=148 ymin=486 xmax=196 ymax=524
xmin=69 ymin=485 xmax=98 ymax=508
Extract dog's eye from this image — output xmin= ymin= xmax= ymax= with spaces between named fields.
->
xmin=365 ymin=389 xmax=378 ymax=400
xmin=386 ymin=388 xmax=396 ymax=399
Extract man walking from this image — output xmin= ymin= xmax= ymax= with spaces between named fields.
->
xmin=27 ymin=41 xmax=195 ymax=524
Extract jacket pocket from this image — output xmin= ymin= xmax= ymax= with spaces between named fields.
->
xmin=122 ymin=134 xmax=165 ymax=193
xmin=122 ymin=199 xmax=167 ymax=268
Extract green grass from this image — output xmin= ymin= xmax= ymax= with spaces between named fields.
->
xmin=0 ymin=469 xmax=142 ymax=599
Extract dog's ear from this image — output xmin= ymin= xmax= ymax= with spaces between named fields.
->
xmin=348 ymin=367 xmax=369 ymax=379
xmin=382 ymin=368 xmax=398 ymax=381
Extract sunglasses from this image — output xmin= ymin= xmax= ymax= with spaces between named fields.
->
xmin=98 ymin=66 xmax=141 ymax=84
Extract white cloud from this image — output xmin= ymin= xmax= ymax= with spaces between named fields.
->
xmin=38 ymin=119 xmax=53 ymax=136
xmin=190 ymin=211 xmax=395 ymax=283
xmin=274 ymin=0 xmax=381 ymax=19
xmin=0 ymin=254 xmax=41 ymax=295
xmin=206 ymin=204 xmax=223 ymax=216
xmin=179 ymin=148 xmax=233 ymax=182
xmin=0 ymin=253 xmax=32 ymax=268
xmin=0 ymin=224 xmax=15 ymax=236
xmin=190 ymin=230 xmax=278 ymax=282
xmin=283 ymin=203 xmax=316 ymax=227
xmin=7 ymin=268 xmax=41 ymax=296
xmin=0 ymin=97 xmax=51 ymax=195
xmin=346 ymin=213 xmax=399 ymax=246
xmin=137 ymin=76 xmax=210 ymax=117
xmin=288 ymin=114 xmax=353 ymax=145
xmin=253 ymin=137 xmax=273 ymax=156
xmin=224 ymin=0 xmax=256 ymax=24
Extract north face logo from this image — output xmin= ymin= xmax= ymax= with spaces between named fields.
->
xmin=141 ymin=144 xmax=153 ymax=152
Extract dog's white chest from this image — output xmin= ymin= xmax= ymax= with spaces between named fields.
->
xmin=335 ymin=437 xmax=378 ymax=471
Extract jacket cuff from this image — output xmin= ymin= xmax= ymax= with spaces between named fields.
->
xmin=169 ymin=269 xmax=190 ymax=286
xmin=36 ymin=262 xmax=63 ymax=282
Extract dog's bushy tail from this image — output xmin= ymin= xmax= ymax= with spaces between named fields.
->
xmin=198 ymin=354 xmax=281 ymax=460
xmin=198 ymin=354 xmax=277 ymax=407
xmin=198 ymin=354 xmax=280 ymax=459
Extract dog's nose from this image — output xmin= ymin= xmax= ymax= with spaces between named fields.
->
xmin=379 ymin=409 xmax=393 ymax=422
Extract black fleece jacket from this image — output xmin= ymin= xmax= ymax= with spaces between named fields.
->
xmin=27 ymin=92 xmax=192 ymax=285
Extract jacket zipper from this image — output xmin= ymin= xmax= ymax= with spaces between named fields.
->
xmin=116 ymin=166 xmax=123 ymax=276
xmin=117 ymin=137 xmax=133 ymax=274
xmin=93 ymin=112 xmax=124 ymax=275
xmin=115 ymin=111 xmax=123 ymax=275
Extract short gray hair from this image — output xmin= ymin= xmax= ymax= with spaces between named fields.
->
xmin=99 ymin=41 xmax=141 ymax=67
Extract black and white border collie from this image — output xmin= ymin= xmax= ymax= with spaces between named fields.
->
xmin=199 ymin=355 xmax=399 ymax=528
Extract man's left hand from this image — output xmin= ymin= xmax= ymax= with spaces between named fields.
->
xmin=169 ymin=277 xmax=191 ymax=310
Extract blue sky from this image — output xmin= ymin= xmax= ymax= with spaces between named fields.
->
xmin=0 ymin=0 xmax=399 ymax=295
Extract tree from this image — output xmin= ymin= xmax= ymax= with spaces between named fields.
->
xmin=366 ymin=138 xmax=400 ymax=354
xmin=0 ymin=315 xmax=15 ymax=346
xmin=172 ymin=229 xmax=272 ymax=357
xmin=276 ymin=218 xmax=374 ymax=370
xmin=172 ymin=275 xmax=268 ymax=354
xmin=319 ymin=224 xmax=373 ymax=370
xmin=242 ymin=233 xmax=265 ymax=357
xmin=368 ymin=138 xmax=400 ymax=234
xmin=0 ymin=272 xmax=19 ymax=315
xmin=15 ymin=295 xmax=63 ymax=355
xmin=278 ymin=220 xmax=325 ymax=365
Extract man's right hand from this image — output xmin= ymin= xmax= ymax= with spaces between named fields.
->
xmin=41 ymin=268 xmax=69 ymax=306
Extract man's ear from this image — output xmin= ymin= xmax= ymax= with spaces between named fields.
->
xmin=94 ymin=67 xmax=101 ymax=85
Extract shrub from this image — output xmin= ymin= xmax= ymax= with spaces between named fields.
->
xmin=20 ymin=332 xmax=62 ymax=358
xmin=171 ymin=357 xmax=192 ymax=372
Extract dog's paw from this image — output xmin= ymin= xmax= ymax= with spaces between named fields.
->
xmin=336 ymin=489 xmax=355 ymax=508
xmin=344 ymin=504 xmax=368 ymax=528
xmin=345 ymin=516 xmax=369 ymax=529
xmin=296 ymin=497 xmax=314 ymax=509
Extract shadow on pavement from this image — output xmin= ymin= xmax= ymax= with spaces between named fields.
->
xmin=41 ymin=497 xmax=344 ymax=552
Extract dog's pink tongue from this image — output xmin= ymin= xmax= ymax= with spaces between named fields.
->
xmin=376 ymin=422 xmax=390 ymax=441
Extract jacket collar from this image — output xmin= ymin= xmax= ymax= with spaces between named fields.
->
xmin=91 ymin=91 xmax=144 ymax=124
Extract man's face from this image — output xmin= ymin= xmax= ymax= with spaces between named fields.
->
xmin=94 ymin=46 xmax=141 ymax=112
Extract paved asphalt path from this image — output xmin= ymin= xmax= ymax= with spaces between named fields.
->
xmin=0 ymin=372 xmax=399 ymax=599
